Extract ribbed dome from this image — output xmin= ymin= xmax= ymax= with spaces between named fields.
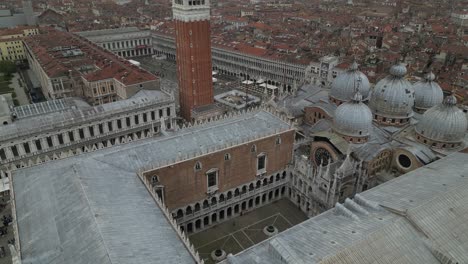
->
xmin=413 ymin=72 xmax=443 ymax=111
xmin=330 ymin=61 xmax=370 ymax=102
xmin=369 ymin=63 xmax=414 ymax=118
xmin=333 ymin=92 xmax=373 ymax=138
xmin=415 ymin=95 xmax=468 ymax=144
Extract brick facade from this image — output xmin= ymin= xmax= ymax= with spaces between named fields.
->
xmin=304 ymin=106 xmax=332 ymax=126
xmin=144 ymin=129 xmax=295 ymax=210
xmin=175 ymin=19 xmax=214 ymax=120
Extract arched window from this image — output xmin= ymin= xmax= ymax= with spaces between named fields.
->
xmin=151 ymin=176 xmax=159 ymax=185
xmin=251 ymin=144 xmax=256 ymax=153
xmin=224 ymin=153 xmax=231 ymax=161
xmin=194 ymin=161 xmax=202 ymax=171
xmin=275 ymin=136 xmax=281 ymax=145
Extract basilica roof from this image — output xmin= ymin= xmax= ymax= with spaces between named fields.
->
xmin=369 ymin=63 xmax=415 ymax=118
xmin=413 ymin=72 xmax=444 ymax=111
xmin=330 ymin=61 xmax=371 ymax=102
xmin=332 ymin=92 xmax=373 ymax=138
xmin=415 ymin=94 xmax=468 ymax=144
xmin=224 ymin=152 xmax=468 ymax=264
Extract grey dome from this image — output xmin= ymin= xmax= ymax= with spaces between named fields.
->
xmin=330 ymin=61 xmax=370 ymax=102
xmin=369 ymin=63 xmax=414 ymax=118
xmin=413 ymin=72 xmax=443 ymax=111
xmin=333 ymin=92 xmax=373 ymax=137
xmin=415 ymin=95 xmax=467 ymax=143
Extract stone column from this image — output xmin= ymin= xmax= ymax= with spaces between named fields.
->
xmin=17 ymin=144 xmax=25 ymax=156
xmin=40 ymin=138 xmax=48 ymax=150
xmin=84 ymin=126 xmax=91 ymax=138
xmin=29 ymin=141 xmax=37 ymax=153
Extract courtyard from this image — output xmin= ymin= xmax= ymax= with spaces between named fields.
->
xmin=189 ymin=198 xmax=307 ymax=264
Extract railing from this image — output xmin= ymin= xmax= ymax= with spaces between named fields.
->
xmin=175 ymin=177 xmax=288 ymax=224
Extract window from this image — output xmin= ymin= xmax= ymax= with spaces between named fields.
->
xmin=251 ymin=144 xmax=256 ymax=153
xmin=117 ymin=119 xmax=122 ymax=129
xmin=126 ymin=117 xmax=131 ymax=127
xmin=46 ymin=136 xmax=53 ymax=147
xmin=194 ymin=161 xmax=202 ymax=171
xmin=166 ymin=107 xmax=171 ymax=116
xmin=224 ymin=153 xmax=231 ymax=161
xmin=257 ymin=154 xmax=267 ymax=174
xmin=206 ymin=169 xmax=219 ymax=192
xmin=23 ymin=143 xmax=30 ymax=154
xmin=159 ymin=109 xmax=163 ymax=118
xmin=207 ymin=171 xmax=217 ymax=187
xmin=35 ymin=139 xmax=42 ymax=150
xmin=11 ymin=146 xmax=18 ymax=157
xmin=79 ymin=129 xmax=85 ymax=139
xmin=57 ymin=134 xmax=64 ymax=145
xmin=151 ymin=176 xmax=159 ymax=185
xmin=134 ymin=115 xmax=139 ymax=125
xmin=275 ymin=136 xmax=281 ymax=145
xmin=89 ymin=126 xmax=95 ymax=137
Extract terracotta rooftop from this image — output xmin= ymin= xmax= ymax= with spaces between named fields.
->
xmin=23 ymin=28 xmax=157 ymax=85
xmin=0 ymin=26 xmax=37 ymax=38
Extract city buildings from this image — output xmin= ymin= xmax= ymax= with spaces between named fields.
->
xmin=0 ymin=89 xmax=176 ymax=192
xmin=8 ymin=106 xmax=295 ymax=263
xmin=0 ymin=26 xmax=38 ymax=61
xmin=2 ymin=0 xmax=468 ymax=263
xmin=152 ymin=31 xmax=307 ymax=91
xmin=6 ymin=101 xmax=468 ymax=262
xmin=23 ymin=28 xmax=160 ymax=104
xmin=77 ymin=27 xmax=153 ymax=58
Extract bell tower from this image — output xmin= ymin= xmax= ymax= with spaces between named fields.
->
xmin=173 ymin=0 xmax=214 ymax=120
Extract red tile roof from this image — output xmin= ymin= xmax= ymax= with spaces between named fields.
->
xmin=24 ymin=28 xmax=156 ymax=85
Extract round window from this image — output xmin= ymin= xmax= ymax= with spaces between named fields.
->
xmin=398 ymin=154 xmax=411 ymax=169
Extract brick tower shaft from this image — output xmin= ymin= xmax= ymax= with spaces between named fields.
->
xmin=173 ymin=0 xmax=214 ymax=120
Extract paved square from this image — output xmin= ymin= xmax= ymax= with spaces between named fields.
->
xmin=189 ymin=199 xmax=307 ymax=264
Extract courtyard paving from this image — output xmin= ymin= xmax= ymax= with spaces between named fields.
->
xmin=189 ymin=198 xmax=307 ymax=264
